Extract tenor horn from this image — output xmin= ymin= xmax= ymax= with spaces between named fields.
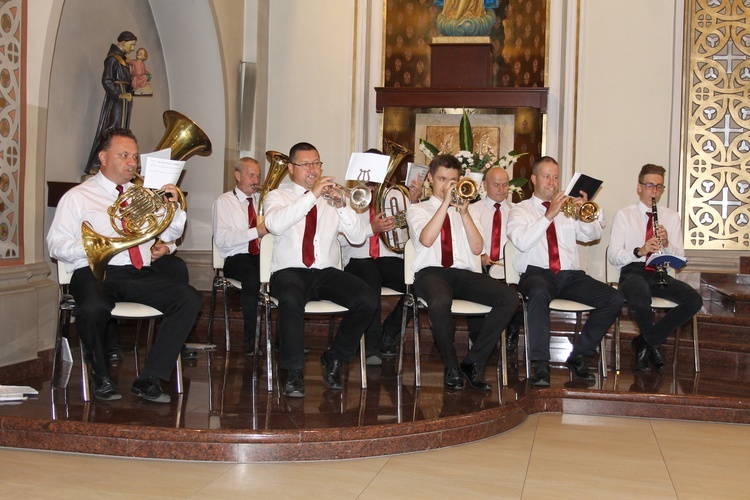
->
xmin=374 ymin=140 xmax=413 ymax=253
xmin=82 ymin=111 xmax=212 ymax=281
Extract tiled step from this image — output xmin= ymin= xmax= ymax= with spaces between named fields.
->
xmin=701 ymin=273 xmax=750 ymax=315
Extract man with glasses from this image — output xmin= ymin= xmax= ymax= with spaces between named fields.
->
xmin=608 ymin=164 xmax=702 ymax=371
xmin=263 ymin=142 xmax=377 ymax=397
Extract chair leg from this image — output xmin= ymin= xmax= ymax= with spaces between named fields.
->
xmin=614 ymin=316 xmax=621 ymax=372
xmin=359 ymin=335 xmax=367 ymax=390
xmin=146 ymin=319 xmax=155 ymax=358
xmin=208 ymin=280 xmax=218 ymax=344
xmin=252 ymin=296 xmax=264 ymax=384
xmin=692 ymin=315 xmax=700 ymax=372
xmin=523 ymin=303 xmax=531 ymax=379
xmin=397 ymin=294 xmax=413 ymax=381
xmin=414 ymin=302 xmax=421 ymax=387
xmin=499 ymin=329 xmax=508 ymax=387
xmin=175 ymin=353 xmax=184 ymax=394
xmin=673 ymin=323 xmax=681 ymax=374
xmin=599 ymin=337 xmax=608 ymax=378
xmin=222 ymin=282 xmax=231 ymax=352
xmin=265 ymin=303 xmax=273 ymax=392
xmin=80 ymin=340 xmax=91 ymax=402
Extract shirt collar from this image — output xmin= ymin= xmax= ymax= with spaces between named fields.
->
xmin=637 ymin=200 xmax=652 ymax=214
xmin=234 ymin=188 xmax=256 ymax=203
xmin=95 ymin=171 xmax=129 ymax=196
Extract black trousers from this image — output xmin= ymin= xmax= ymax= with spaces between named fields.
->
xmin=223 ymin=253 xmax=261 ymax=346
xmin=619 ymin=262 xmax=703 ymax=348
xmin=343 ymin=257 xmax=412 ymax=355
xmin=519 ymin=266 xmax=624 ymax=362
xmin=70 ymin=265 xmax=202 ymax=381
xmin=269 ymin=267 xmax=378 ymax=372
xmin=413 ymin=267 xmax=519 ymax=369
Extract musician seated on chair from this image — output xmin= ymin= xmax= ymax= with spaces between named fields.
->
xmin=406 ymin=154 xmax=518 ymax=391
xmin=47 ymin=128 xmax=202 ymax=403
xmin=506 ymin=156 xmax=623 ymax=387
xmin=468 ymin=166 xmax=524 ymax=355
xmin=212 ymin=157 xmax=269 ymax=357
xmin=263 ymin=142 xmax=378 ymax=398
xmin=608 ymin=163 xmax=702 ymax=372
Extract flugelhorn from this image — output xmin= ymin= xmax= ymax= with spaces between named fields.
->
xmin=560 ymin=196 xmax=599 ymax=223
xmin=451 ymin=177 xmax=479 ymax=205
xmin=82 ymin=111 xmax=212 ymax=281
xmin=374 ymin=139 xmax=413 ymax=253
xmin=322 ymin=169 xmax=372 ymax=209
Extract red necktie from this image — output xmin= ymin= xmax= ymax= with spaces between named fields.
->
xmin=369 ymin=200 xmax=380 ymax=259
xmin=116 ymin=185 xmax=144 ymax=269
xmin=440 ymin=214 xmax=453 ymax=268
xmin=542 ymin=201 xmax=560 ymax=273
xmin=490 ymin=202 xmax=501 ymax=262
xmin=644 ymin=212 xmax=655 ymax=271
xmin=302 ymin=195 xmax=317 ymax=267
xmin=247 ymin=197 xmax=259 ymax=255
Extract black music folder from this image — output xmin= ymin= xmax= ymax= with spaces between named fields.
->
xmin=565 ymin=173 xmax=603 ymax=200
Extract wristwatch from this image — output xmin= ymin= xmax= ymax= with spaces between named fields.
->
xmin=633 ymin=247 xmax=640 ymax=258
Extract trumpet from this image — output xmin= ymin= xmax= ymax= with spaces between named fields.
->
xmin=322 ymin=182 xmax=372 ymax=209
xmin=560 ymin=196 xmax=599 ymax=223
xmin=451 ymin=177 xmax=479 ymax=205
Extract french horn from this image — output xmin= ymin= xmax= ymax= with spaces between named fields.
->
xmin=82 ymin=110 xmax=212 ymax=281
xmin=374 ymin=140 xmax=413 ymax=253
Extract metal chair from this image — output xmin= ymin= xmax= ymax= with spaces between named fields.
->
xmin=605 ymin=247 xmax=700 ymax=373
xmin=52 ymin=261 xmax=183 ymax=401
xmin=207 ymin=239 xmax=242 ymax=352
xmin=503 ymin=242 xmax=608 ymax=380
xmin=253 ymin=234 xmax=368 ymax=391
xmin=398 ymin=239 xmax=509 ymax=387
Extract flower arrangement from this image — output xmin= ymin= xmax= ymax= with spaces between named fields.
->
xmin=419 ymin=110 xmax=528 ymax=198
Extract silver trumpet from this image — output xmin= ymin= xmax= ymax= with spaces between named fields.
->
xmin=322 ymin=171 xmax=372 ymax=209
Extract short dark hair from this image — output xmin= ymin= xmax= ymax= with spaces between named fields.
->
xmin=117 ymin=31 xmax=137 ymax=42
xmin=428 ymin=154 xmax=461 ymax=177
xmin=532 ymin=156 xmax=558 ymax=176
xmin=638 ymin=163 xmax=666 ymax=182
xmin=289 ymin=142 xmax=317 ymax=162
xmin=98 ymin=128 xmax=137 ymax=153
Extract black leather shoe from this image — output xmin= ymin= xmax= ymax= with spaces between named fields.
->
xmin=106 ymin=347 xmax=123 ymax=362
xmin=444 ymin=366 xmax=465 ymax=390
xmin=131 ymin=375 xmax=171 ymax=403
xmin=506 ymin=325 xmax=520 ymax=354
xmin=320 ymin=351 xmax=343 ymax=390
xmin=380 ymin=333 xmax=398 ymax=358
xmin=459 ymin=362 xmax=492 ymax=391
xmin=181 ymin=347 xmax=198 ymax=360
xmin=631 ymin=335 xmax=651 ymax=372
xmin=283 ymin=370 xmax=305 ymax=398
xmin=648 ymin=345 xmax=666 ymax=370
xmin=530 ymin=362 xmax=550 ymax=387
xmin=565 ymin=353 xmax=596 ymax=381
xmin=92 ymin=374 xmax=122 ymax=401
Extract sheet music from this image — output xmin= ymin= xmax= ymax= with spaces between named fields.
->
xmin=345 ymin=153 xmax=389 ymax=183
xmin=140 ymin=148 xmax=171 ymax=177
xmin=142 ymin=157 xmax=185 ymax=189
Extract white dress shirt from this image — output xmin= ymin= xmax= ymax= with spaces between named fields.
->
xmin=608 ymin=200 xmax=684 ymax=268
xmin=47 ymin=172 xmax=187 ymax=274
xmin=339 ymin=209 xmax=402 ymax=267
xmin=264 ymin=182 xmax=366 ymax=273
xmin=469 ymin=196 xmax=512 ymax=278
xmin=406 ymin=196 xmax=483 ymax=274
xmin=212 ymin=188 xmax=261 ymax=259
xmin=506 ymin=194 xmax=601 ymax=274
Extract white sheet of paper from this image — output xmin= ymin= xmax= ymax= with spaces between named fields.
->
xmin=140 ymin=148 xmax=171 ymax=177
xmin=345 ymin=153 xmax=390 ymax=183
xmin=143 ymin=157 xmax=185 ymax=189
xmin=406 ymin=162 xmax=429 ymax=189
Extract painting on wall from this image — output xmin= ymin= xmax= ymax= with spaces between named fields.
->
xmin=0 ymin=0 xmax=24 ymax=265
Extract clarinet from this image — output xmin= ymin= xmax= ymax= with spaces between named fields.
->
xmin=651 ymin=197 xmax=668 ymax=288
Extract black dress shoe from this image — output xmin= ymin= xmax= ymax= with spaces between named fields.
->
xmin=631 ymin=335 xmax=651 ymax=372
xmin=92 ymin=374 xmax=122 ymax=401
xmin=459 ymin=362 xmax=492 ymax=391
xmin=648 ymin=345 xmax=665 ymax=370
xmin=320 ymin=351 xmax=343 ymax=390
xmin=283 ymin=370 xmax=305 ymax=398
xmin=180 ymin=347 xmax=198 ymax=360
xmin=443 ymin=366 xmax=465 ymax=390
xmin=379 ymin=333 xmax=398 ymax=358
xmin=131 ymin=375 xmax=171 ymax=403
xmin=106 ymin=348 xmax=123 ymax=362
xmin=565 ymin=353 xmax=596 ymax=381
xmin=530 ymin=362 xmax=551 ymax=387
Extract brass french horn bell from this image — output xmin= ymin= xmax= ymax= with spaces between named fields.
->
xmin=82 ymin=110 xmax=212 ymax=281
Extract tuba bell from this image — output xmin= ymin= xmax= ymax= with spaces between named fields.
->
xmin=258 ymin=151 xmax=292 ymax=220
xmin=374 ymin=140 xmax=413 ymax=253
xmin=82 ymin=111 xmax=212 ymax=281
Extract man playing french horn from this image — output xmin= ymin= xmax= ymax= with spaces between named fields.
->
xmin=608 ymin=164 xmax=702 ymax=372
xmin=263 ymin=142 xmax=378 ymax=398
xmin=48 ymin=128 xmax=202 ymax=403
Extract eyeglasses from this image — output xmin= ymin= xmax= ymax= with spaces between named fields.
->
xmin=640 ymin=182 xmax=666 ymax=191
xmin=290 ymin=161 xmax=323 ymax=169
